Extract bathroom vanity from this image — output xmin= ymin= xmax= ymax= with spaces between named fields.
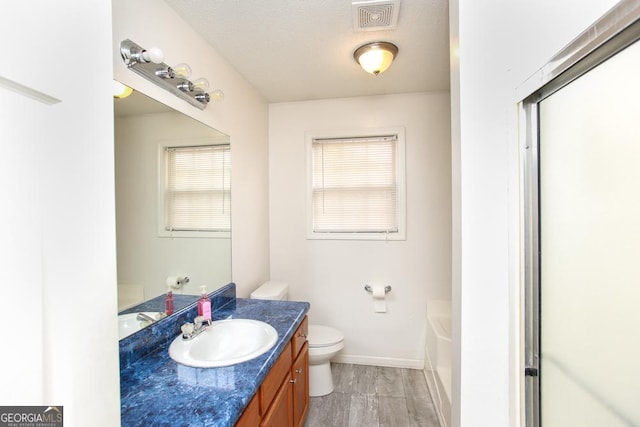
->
xmin=119 ymin=283 xmax=310 ymax=426
xmin=236 ymin=316 xmax=308 ymax=427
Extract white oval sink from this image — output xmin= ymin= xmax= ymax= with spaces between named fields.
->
xmin=168 ymin=319 xmax=278 ymax=368
xmin=118 ymin=312 xmax=164 ymax=340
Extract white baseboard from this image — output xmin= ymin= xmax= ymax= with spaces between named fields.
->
xmin=332 ymin=354 xmax=424 ymax=369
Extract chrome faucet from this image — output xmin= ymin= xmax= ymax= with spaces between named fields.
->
xmin=136 ymin=313 xmax=157 ymax=323
xmin=181 ymin=316 xmax=211 ymax=340
xmin=136 ymin=312 xmax=166 ymax=323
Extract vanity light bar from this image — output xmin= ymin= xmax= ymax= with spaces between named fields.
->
xmin=120 ymin=39 xmax=213 ymax=110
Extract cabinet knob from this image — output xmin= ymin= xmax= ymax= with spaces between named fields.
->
xmin=289 ymin=378 xmax=297 ymax=384
xmin=295 ymin=368 xmax=303 ymax=374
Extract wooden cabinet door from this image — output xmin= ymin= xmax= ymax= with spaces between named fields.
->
xmin=291 ymin=342 xmax=309 ymax=427
xmin=260 ymin=342 xmax=292 ymax=414
xmin=260 ymin=375 xmax=292 ymax=427
xmin=235 ymin=391 xmax=260 ymax=427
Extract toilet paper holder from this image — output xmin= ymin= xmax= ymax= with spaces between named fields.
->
xmin=364 ymin=284 xmax=392 ymax=294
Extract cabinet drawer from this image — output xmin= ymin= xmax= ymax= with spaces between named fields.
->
xmin=260 ymin=341 xmax=292 ymax=414
xmin=291 ymin=316 xmax=308 ymax=358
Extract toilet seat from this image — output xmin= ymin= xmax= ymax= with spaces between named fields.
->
xmin=308 ymin=325 xmax=344 ymax=348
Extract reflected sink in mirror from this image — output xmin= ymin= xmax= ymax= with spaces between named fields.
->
xmin=169 ymin=319 xmax=278 ymax=368
xmin=118 ymin=312 xmax=165 ymax=340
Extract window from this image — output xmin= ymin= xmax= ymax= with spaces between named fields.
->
xmin=306 ymin=128 xmax=406 ymax=240
xmin=158 ymin=143 xmax=230 ymax=237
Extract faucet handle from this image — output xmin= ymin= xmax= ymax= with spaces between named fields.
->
xmin=194 ymin=316 xmax=212 ymax=330
xmin=194 ymin=316 xmax=204 ymax=329
xmin=181 ymin=323 xmax=194 ymax=337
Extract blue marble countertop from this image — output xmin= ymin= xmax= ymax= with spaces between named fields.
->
xmin=120 ymin=284 xmax=309 ymax=427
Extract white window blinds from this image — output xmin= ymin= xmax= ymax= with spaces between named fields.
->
xmin=311 ymin=135 xmax=398 ymax=234
xmin=165 ymin=144 xmax=230 ymax=232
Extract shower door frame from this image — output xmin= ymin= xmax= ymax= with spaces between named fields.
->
xmin=520 ymin=1 xmax=640 ymax=425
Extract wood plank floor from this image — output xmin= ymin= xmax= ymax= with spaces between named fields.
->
xmin=304 ymin=363 xmax=441 ymax=427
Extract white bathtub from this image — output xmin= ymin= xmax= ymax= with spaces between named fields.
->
xmin=425 ymin=300 xmax=451 ymax=427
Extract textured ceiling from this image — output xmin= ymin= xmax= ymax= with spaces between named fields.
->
xmin=164 ymin=0 xmax=450 ymax=103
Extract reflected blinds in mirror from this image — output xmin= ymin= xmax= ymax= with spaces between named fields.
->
xmin=165 ymin=144 xmax=230 ymax=232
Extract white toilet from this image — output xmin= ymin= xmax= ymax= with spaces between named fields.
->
xmin=250 ymin=281 xmax=345 ymax=397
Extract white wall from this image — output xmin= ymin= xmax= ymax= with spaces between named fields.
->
xmin=112 ymin=0 xmax=270 ymax=297
xmin=0 ymin=83 xmax=46 ymax=404
xmin=450 ymin=0 xmax=620 ymax=426
xmin=269 ymin=92 xmax=451 ymax=366
xmin=115 ymin=112 xmax=231 ymax=299
xmin=0 ymin=2 xmax=119 ymax=425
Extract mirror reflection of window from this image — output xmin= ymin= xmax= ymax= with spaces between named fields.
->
xmin=164 ymin=144 xmax=231 ymax=234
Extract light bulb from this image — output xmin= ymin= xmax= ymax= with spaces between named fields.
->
xmin=209 ymin=89 xmax=224 ymax=101
xmin=192 ymin=78 xmax=210 ymax=92
xmin=141 ymin=47 xmax=164 ymax=64
xmin=112 ymin=80 xmax=133 ymax=98
xmin=172 ymin=63 xmax=192 ymax=78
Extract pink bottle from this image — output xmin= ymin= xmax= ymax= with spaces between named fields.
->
xmin=197 ymin=286 xmax=211 ymax=321
xmin=165 ymin=287 xmax=174 ymax=315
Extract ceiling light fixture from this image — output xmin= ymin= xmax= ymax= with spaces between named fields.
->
xmin=353 ymin=41 xmax=398 ymax=76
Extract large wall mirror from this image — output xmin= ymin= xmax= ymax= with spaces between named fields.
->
xmin=114 ymin=87 xmax=231 ymax=327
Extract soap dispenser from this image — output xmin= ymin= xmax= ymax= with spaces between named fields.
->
xmin=197 ymin=286 xmax=211 ymax=321
xmin=165 ymin=286 xmax=174 ymax=315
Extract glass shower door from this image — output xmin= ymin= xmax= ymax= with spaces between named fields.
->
xmin=537 ymin=38 xmax=640 ymax=426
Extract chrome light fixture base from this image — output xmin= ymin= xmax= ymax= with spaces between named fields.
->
xmin=120 ymin=39 xmax=209 ymax=110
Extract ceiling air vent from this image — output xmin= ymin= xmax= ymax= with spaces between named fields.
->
xmin=352 ymin=0 xmax=401 ymax=32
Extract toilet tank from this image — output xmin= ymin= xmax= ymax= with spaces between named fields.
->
xmin=250 ymin=281 xmax=289 ymax=300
